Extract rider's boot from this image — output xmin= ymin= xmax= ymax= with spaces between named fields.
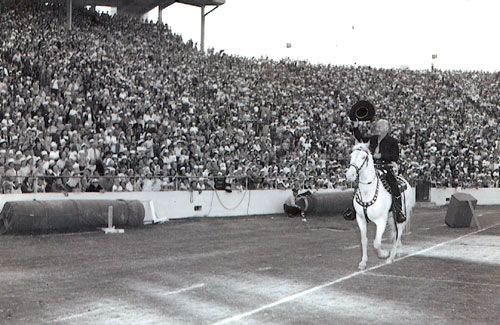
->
xmin=392 ymin=195 xmax=406 ymax=223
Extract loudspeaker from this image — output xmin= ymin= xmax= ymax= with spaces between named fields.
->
xmin=445 ymin=193 xmax=477 ymax=228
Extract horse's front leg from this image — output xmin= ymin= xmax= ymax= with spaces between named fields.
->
xmin=373 ymin=218 xmax=389 ymax=259
xmin=356 ymin=213 xmax=368 ymax=270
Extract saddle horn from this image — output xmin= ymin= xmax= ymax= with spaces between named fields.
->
xmin=349 ymin=100 xmax=375 ymax=121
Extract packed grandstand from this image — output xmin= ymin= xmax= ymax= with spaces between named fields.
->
xmin=1 ymin=0 xmax=500 ymax=194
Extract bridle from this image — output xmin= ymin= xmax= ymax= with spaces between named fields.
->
xmin=350 ymin=148 xmax=380 ymax=221
xmin=349 ymin=149 xmax=376 ymax=185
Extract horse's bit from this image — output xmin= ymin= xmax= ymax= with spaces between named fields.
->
xmin=349 ymin=149 xmax=376 ymax=185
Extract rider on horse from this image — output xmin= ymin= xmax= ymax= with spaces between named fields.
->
xmin=344 ymin=117 xmax=406 ymax=223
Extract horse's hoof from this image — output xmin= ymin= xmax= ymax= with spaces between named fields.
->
xmin=385 ymin=258 xmax=393 ymax=265
xmin=358 ymin=262 xmax=366 ymax=270
xmin=377 ymin=250 xmax=389 ymax=259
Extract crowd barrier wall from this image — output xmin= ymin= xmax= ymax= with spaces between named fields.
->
xmin=0 ymin=190 xmax=292 ymax=223
xmin=0 ymin=187 xmax=498 ymax=225
xmin=430 ymin=188 xmax=500 ymax=206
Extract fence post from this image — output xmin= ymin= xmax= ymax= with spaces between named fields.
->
xmin=108 ymin=206 xmax=113 ymax=228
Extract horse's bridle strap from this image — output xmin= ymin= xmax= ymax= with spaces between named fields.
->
xmin=350 ymin=150 xmax=375 ymax=185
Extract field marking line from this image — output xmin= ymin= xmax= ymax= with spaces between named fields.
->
xmin=48 ymin=283 xmax=206 ymax=324
xmin=161 ymin=283 xmax=206 ymax=296
xmin=212 ymin=221 xmax=500 ymax=325
xmin=365 ymin=273 xmax=500 ymax=288
xmin=50 ymin=308 xmax=105 ymax=323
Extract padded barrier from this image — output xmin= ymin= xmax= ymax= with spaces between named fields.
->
xmin=445 ymin=193 xmax=477 ymax=228
xmin=0 ymin=200 xmax=145 ymax=234
xmin=296 ymin=190 xmax=354 ymax=215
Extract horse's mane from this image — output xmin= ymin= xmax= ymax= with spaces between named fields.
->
xmin=352 ymin=142 xmax=371 ymax=155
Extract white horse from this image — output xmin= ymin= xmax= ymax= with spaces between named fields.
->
xmin=346 ymin=142 xmax=414 ymax=270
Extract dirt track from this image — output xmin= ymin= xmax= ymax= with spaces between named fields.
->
xmin=1 ymin=206 xmax=499 ymax=324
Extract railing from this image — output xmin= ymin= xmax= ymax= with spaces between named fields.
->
xmin=1 ymin=174 xmax=351 ymax=194
xmin=2 ymin=174 xmax=497 ymax=194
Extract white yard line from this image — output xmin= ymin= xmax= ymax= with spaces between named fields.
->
xmin=161 ymin=283 xmax=206 ymax=296
xmin=49 ymin=283 xmax=205 ymax=324
xmin=50 ymin=308 xmax=105 ymax=323
xmin=365 ymin=272 xmax=500 ymax=288
xmin=213 ymin=222 xmax=500 ymax=325
xmin=343 ymin=244 xmax=360 ymax=250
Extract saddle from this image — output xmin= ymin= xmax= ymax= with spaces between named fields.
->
xmin=376 ymin=169 xmax=407 ymax=194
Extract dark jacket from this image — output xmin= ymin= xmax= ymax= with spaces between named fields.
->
xmin=86 ymin=182 xmax=104 ymax=192
xmin=354 ymin=127 xmax=399 ymax=164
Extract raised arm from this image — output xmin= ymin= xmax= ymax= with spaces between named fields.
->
xmin=352 ymin=120 xmax=370 ymax=142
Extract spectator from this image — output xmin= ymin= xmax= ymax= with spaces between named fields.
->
xmin=0 ymin=0 xmax=499 ymax=194
xmin=86 ymin=178 xmax=104 ymax=192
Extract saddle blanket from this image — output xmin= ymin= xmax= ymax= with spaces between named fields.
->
xmin=376 ymin=170 xmax=407 ymax=194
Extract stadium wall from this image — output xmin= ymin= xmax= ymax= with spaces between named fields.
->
xmin=0 ymin=188 xmax=498 ymax=225
xmin=430 ymin=188 xmax=500 ymax=206
xmin=0 ymin=190 xmax=292 ymax=223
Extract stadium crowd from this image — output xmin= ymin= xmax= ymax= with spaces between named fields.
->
xmin=1 ymin=0 xmax=500 ymax=194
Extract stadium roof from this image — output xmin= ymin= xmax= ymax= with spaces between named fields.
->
xmin=79 ymin=0 xmax=225 ymax=15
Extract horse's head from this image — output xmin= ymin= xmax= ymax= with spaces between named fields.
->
xmin=346 ymin=142 xmax=372 ymax=182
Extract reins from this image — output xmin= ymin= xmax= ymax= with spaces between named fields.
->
xmin=350 ymin=149 xmax=380 ymax=222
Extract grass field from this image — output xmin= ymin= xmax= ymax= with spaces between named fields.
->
xmin=1 ymin=205 xmax=499 ymax=324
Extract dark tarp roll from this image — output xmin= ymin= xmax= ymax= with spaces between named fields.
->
xmin=0 ymin=200 xmax=145 ymax=234
xmin=296 ymin=190 xmax=354 ymax=215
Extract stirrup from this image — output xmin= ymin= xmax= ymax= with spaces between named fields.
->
xmin=343 ymin=208 xmax=356 ymax=221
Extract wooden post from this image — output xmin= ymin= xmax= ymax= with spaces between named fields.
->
xmin=108 ymin=206 xmax=113 ymax=229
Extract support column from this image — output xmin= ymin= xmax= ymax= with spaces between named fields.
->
xmin=158 ymin=6 xmax=163 ymax=24
xmin=200 ymin=5 xmax=220 ymax=53
xmin=200 ymin=6 xmax=205 ymax=52
xmin=67 ymin=0 xmax=72 ymax=31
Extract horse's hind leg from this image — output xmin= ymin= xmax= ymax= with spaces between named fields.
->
xmin=356 ymin=214 xmax=368 ymax=270
xmin=388 ymin=217 xmax=404 ymax=255
xmin=373 ymin=218 xmax=389 ymax=259
xmin=388 ymin=221 xmax=405 ymax=264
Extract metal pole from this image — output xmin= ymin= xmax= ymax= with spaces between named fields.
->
xmin=200 ymin=6 xmax=205 ymax=52
xmin=200 ymin=5 xmax=220 ymax=53
xmin=158 ymin=6 xmax=162 ymax=24
xmin=67 ymin=0 xmax=72 ymax=31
